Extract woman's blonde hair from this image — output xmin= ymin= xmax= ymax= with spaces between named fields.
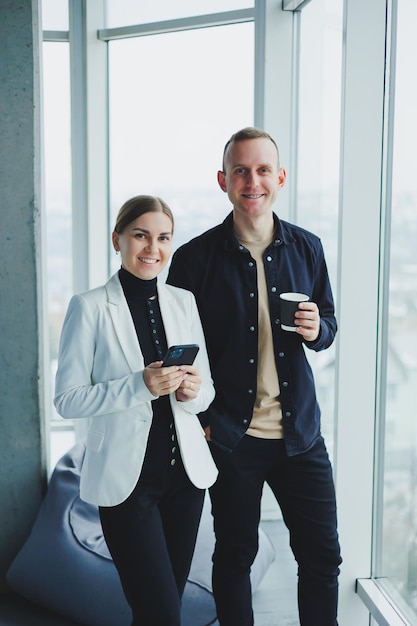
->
xmin=114 ymin=195 xmax=174 ymax=234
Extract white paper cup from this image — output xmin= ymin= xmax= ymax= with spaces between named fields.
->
xmin=279 ymin=292 xmax=310 ymax=331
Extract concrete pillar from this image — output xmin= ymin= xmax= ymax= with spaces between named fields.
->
xmin=0 ymin=0 xmax=46 ymax=592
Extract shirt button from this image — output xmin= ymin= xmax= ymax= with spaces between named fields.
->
xmin=274 ymin=319 xmax=280 ymax=325
xmin=249 ymin=292 xmax=255 ymax=298
xmin=250 ymin=326 xmax=255 ymax=331
xmin=170 ymin=459 xmax=176 ymax=466
xmin=171 ymin=434 xmax=175 ymax=441
xmin=171 ymin=447 xmax=176 ymax=454
xmin=282 ymin=381 xmax=288 ymax=387
xmin=271 ymin=286 xmax=277 ymax=292
xmin=239 ymin=245 xmax=244 ymax=251
xmin=285 ymin=411 xmax=292 ymax=417
xmin=150 ymin=318 xmax=155 ymax=324
xmin=243 ymin=419 xmax=249 ymax=425
xmin=249 ymin=261 xmax=254 ymax=267
xmin=249 ymin=358 xmax=255 ymax=364
xmin=248 ymin=389 xmax=254 ymax=394
xmin=266 ymin=256 xmax=273 ymax=262
xmin=279 ymin=352 xmax=285 ymax=357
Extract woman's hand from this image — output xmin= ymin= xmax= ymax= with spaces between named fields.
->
xmin=175 ymin=365 xmax=201 ymax=403
xmin=143 ymin=361 xmax=187 ymax=397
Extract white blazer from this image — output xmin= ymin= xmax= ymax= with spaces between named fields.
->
xmin=54 ymin=272 xmax=218 ymax=507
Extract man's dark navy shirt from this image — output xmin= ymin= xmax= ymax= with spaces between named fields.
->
xmin=167 ymin=212 xmax=337 ymax=456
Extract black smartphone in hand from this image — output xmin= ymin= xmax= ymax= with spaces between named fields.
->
xmin=162 ymin=344 xmax=200 ymax=366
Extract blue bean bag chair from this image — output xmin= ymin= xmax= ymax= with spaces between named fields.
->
xmin=7 ymin=442 xmax=275 ymax=626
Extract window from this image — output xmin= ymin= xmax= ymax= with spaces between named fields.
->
xmin=42 ymin=38 xmax=75 ymax=470
xmin=105 ymin=0 xmax=254 ymax=28
xmin=108 ymin=22 xmax=254 ymax=276
xmin=295 ymin=0 xmax=343 ymax=460
xmin=41 ymin=0 xmax=68 ymax=30
xmin=42 ymin=2 xmax=254 ymax=471
xmin=375 ymin=0 xmax=417 ymax=620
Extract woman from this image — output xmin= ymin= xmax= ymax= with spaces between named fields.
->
xmin=54 ymin=195 xmax=218 ymax=626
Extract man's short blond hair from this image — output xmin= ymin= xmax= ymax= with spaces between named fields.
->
xmin=222 ymin=127 xmax=280 ymax=172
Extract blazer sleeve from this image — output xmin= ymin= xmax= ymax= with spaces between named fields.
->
xmin=168 ymin=289 xmax=215 ymax=416
xmin=54 ymin=293 xmax=156 ymax=420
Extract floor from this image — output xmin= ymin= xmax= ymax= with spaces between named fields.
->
xmin=253 ymin=520 xmax=298 ymax=626
xmin=0 ymin=519 xmax=298 ymax=626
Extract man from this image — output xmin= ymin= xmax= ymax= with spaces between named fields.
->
xmin=167 ymin=127 xmax=342 ymax=625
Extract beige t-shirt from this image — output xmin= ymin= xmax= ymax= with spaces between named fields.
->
xmin=238 ymin=237 xmax=283 ymax=439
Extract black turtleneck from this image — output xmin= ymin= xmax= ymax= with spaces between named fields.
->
xmin=118 ymin=267 xmax=168 ymax=365
xmin=118 ymin=268 xmax=178 ymax=466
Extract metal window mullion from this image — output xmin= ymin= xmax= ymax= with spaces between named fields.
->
xmin=254 ymin=0 xmax=266 ymax=129
xmin=372 ymin=0 xmax=398 ymax=579
xmin=288 ymin=10 xmax=300 ymax=224
xmin=43 ymin=30 xmax=69 ymax=42
xmin=335 ymin=0 xmax=389 ymax=623
xmin=98 ymin=9 xmax=254 ymax=41
xmin=282 ymin=0 xmax=313 ymax=11
xmin=69 ymin=0 xmax=89 ymax=295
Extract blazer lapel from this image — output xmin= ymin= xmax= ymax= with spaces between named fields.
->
xmin=105 ymin=273 xmax=145 ymax=373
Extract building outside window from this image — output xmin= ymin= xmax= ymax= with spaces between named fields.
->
xmin=374 ymin=0 xmax=417 ymax=620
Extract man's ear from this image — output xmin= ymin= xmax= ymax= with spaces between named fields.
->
xmin=278 ymin=167 xmax=287 ymax=190
xmin=217 ymin=170 xmax=227 ymax=193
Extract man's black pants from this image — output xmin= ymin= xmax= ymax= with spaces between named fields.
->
xmin=209 ymin=435 xmax=342 ymax=626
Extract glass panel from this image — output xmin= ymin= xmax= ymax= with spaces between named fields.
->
xmin=108 ymin=22 xmax=254 ymax=279
xmin=105 ymin=0 xmax=253 ymax=28
xmin=41 ymin=0 xmax=68 ymax=30
xmin=42 ymin=42 xmax=75 ymax=472
xmin=377 ymin=0 xmax=417 ymax=620
xmin=296 ymin=0 xmax=343 ymax=460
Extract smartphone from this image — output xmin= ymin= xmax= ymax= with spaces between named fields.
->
xmin=162 ymin=344 xmax=200 ymax=367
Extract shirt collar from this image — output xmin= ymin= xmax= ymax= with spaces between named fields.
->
xmin=222 ymin=211 xmax=289 ymax=250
